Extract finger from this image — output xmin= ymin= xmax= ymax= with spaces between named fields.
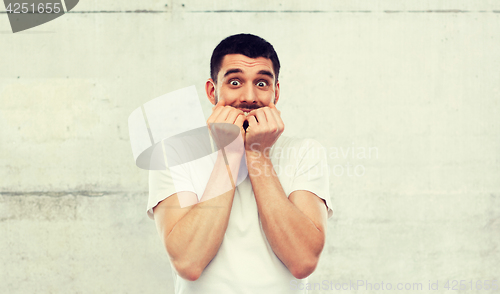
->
xmin=268 ymin=101 xmax=281 ymax=115
xmin=268 ymin=107 xmax=284 ymax=132
xmin=247 ymin=108 xmax=259 ymax=117
xmin=212 ymin=105 xmax=236 ymax=125
xmin=226 ymin=108 xmax=244 ymax=124
xmin=215 ymin=106 xmax=234 ymax=123
xmin=250 ymin=108 xmax=267 ymax=125
xmin=262 ymin=107 xmax=277 ymax=123
xmin=247 ymin=115 xmax=258 ymax=129
xmin=262 ymin=107 xmax=279 ymax=133
xmin=234 ymin=114 xmax=246 ymax=138
xmin=234 ymin=115 xmax=247 ymax=144
xmin=234 ymin=113 xmax=246 ymax=127
xmin=207 ymin=107 xmax=224 ymax=125
xmin=207 ymin=100 xmax=226 ymax=124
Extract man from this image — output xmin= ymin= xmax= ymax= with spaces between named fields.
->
xmin=148 ymin=34 xmax=333 ymax=293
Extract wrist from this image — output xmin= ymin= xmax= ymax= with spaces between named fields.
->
xmin=245 ymin=150 xmax=271 ymax=164
xmin=217 ymin=148 xmax=244 ymax=163
xmin=245 ymin=145 xmax=272 ymax=159
xmin=245 ymin=150 xmax=276 ymax=180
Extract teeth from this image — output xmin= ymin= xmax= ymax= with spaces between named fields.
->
xmin=244 ymin=112 xmax=249 ymax=116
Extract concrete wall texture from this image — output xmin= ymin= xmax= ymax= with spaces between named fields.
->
xmin=1 ymin=1 xmax=499 ymax=293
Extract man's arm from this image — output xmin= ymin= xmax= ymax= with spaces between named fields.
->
xmin=153 ymin=103 xmax=245 ymax=281
xmin=153 ymin=151 xmax=237 ymax=281
xmin=247 ymin=152 xmax=328 ymax=279
xmin=245 ymin=104 xmax=328 ymax=279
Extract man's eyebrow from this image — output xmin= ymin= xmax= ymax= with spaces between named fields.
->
xmin=222 ymin=69 xmax=275 ymax=80
xmin=257 ymin=70 xmax=274 ymax=80
xmin=223 ymin=68 xmax=243 ymax=78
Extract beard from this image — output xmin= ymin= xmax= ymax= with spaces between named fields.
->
xmin=214 ymin=92 xmax=274 ymax=109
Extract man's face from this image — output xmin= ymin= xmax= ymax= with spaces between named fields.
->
xmin=206 ymin=54 xmax=280 ymax=113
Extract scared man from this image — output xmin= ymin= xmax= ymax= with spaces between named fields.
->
xmin=148 ymin=33 xmax=333 ymax=294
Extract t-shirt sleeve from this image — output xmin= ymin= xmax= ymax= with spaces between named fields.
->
xmin=147 ymin=164 xmax=195 ymax=220
xmin=289 ymin=138 xmax=333 ymax=218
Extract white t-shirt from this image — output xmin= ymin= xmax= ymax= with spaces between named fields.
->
xmin=148 ymin=136 xmax=333 ymax=294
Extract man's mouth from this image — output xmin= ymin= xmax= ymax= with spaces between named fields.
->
xmin=238 ymin=108 xmax=253 ymax=115
xmin=239 ymin=109 xmax=250 ymax=130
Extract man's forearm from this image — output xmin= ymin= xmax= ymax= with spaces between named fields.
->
xmin=246 ymin=151 xmax=325 ymax=279
xmin=164 ymin=151 xmax=242 ymax=280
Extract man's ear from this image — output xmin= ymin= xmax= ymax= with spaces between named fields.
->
xmin=274 ymin=80 xmax=280 ymax=105
xmin=205 ymin=79 xmax=216 ymax=105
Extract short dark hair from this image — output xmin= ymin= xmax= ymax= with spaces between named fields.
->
xmin=210 ymin=34 xmax=280 ymax=84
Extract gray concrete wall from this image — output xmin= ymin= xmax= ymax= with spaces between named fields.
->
xmin=1 ymin=1 xmax=499 ymax=293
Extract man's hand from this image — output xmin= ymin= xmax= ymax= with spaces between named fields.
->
xmin=207 ymin=100 xmax=246 ymax=147
xmin=245 ymin=102 xmax=285 ymax=156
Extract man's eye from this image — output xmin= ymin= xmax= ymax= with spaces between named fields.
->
xmin=257 ymin=81 xmax=268 ymax=87
xmin=230 ymin=80 xmax=240 ymax=86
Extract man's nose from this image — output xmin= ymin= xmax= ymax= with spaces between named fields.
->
xmin=239 ymin=84 xmax=257 ymax=104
